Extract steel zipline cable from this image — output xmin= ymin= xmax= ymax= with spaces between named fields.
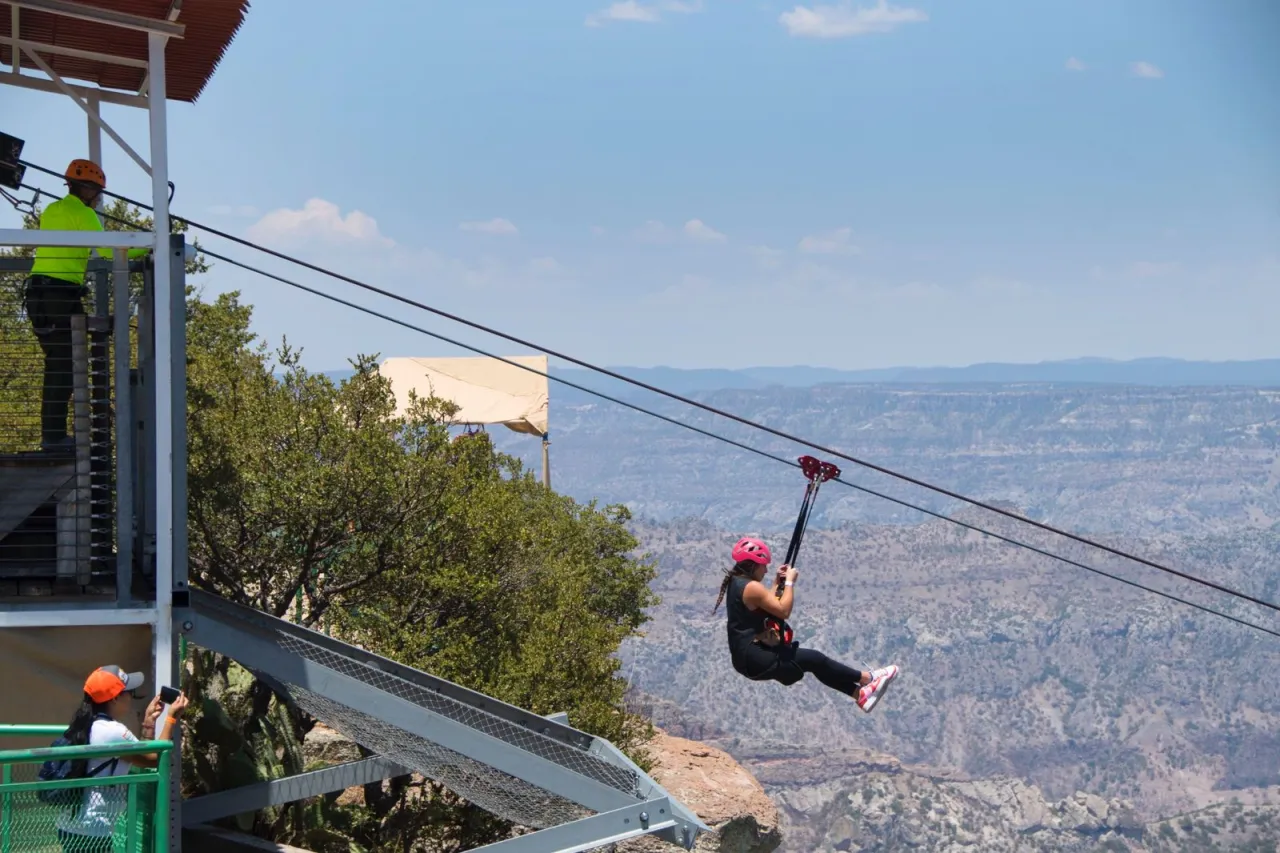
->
xmin=10 ymin=165 xmax=1280 ymax=638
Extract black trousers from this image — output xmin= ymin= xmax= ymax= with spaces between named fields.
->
xmin=23 ymin=275 xmax=87 ymax=446
xmin=736 ymin=642 xmax=864 ymax=694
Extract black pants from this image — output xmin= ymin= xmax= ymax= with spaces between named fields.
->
xmin=739 ymin=642 xmax=864 ymax=694
xmin=24 ymin=275 xmax=86 ymax=446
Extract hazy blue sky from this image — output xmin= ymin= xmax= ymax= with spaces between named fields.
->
xmin=5 ymin=0 xmax=1277 ymax=371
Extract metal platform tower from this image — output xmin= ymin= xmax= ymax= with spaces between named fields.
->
xmin=0 ymin=0 xmax=213 ymax=692
xmin=0 ymin=3 xmax=710 ymax=850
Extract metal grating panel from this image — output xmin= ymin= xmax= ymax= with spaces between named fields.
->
xmin=272 ymin=631 xmax=641 ymax=796
xmin=278 ymin=681 xmax=595 ymax=829
xmin=190 ymin=590 xmax=642 ymax=797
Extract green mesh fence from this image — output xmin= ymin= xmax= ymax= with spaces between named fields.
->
xmin=0 ymin=726 xmax=171 ymax=853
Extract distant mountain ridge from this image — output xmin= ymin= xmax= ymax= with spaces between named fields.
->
xmin=319 ymin=356 xmax=1280 ymax=399
xmin=549 ymin=357 xmax=1280 ymax=401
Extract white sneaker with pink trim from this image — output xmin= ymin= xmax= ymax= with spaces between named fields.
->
xmin=856 ymin=664 xmax=900 ymax=713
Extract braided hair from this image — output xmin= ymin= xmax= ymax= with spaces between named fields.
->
xmin=712 ymin=560 xmax=760 ymax=614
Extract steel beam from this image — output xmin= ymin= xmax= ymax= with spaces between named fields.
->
xmin=148 ymin=30 xmax=175 ymax=707
xmin=0 ymin=606 xmax=158 ymax=627
xmin=20 ymin=43 xmax=153 ymax=176
xmin=5 ymin=0 xmax=186 ymax=37
xmin=0 ymin=228 xmax=154 ymax=248
xmin=183 ymin=612 xmax=646 ymax=816
xmin=167 ymin=234 xmax=188 ymax=612
xmin=467 ymin=797 xmax=681 ymax=853
xmin=181 ymin=756 xmax=409 ymax=827
xmin=4 ymin=35 xmax=151 ymax=69
xmin=0 ymin=69 xmax=150 ymax=107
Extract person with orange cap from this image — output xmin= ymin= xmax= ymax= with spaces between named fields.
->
xmin=48 ymin=665 xmax=186 ymax=851
xmin=23 ymin=159 xmax=148 ymax=453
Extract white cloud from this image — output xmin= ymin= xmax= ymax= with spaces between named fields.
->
xmin=683 ymin=218 xmax=728 ymax=243
xmin=247 ymin=199 xmax=393 ymax=248
xmin=459 ymin=217 xmax=519 ymax=236
xmin=1131 ymin=61 xmax=1164 ymax=79
xmin=590 ymin=225 xmax=607 ymax=237
xmin=633 ymin=220 xmax=672 ymax=242
xmin=633 ymin=218 xmax=730 ymax=244
xmin=798 ymin=226 xmax=859 ymax=254
xmin=585 ymin=0 xmax=702 ymax=27
xmin=779 ymin=0 xmax=927 ymax=39
xmin=1065 ymin=57 xmax=1086 ymax=71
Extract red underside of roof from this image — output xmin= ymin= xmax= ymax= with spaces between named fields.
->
xmin=0 ymin=0 xmax=250 ymax=103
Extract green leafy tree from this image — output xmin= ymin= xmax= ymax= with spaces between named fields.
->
xmin=182 ymin=291 xmax=658 ymax=848
xmin=180 ymin=285 xmax=656 ymax=847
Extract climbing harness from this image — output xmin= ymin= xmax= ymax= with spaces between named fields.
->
xmin=762 ymin=455 xmax=840 ymax=645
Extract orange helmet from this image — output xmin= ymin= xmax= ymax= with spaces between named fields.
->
xmin=65 ymin=158 xmax=105 ymax=188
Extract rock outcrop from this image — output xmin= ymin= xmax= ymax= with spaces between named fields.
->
xmin=613 ymin=730 xmax=781 ymax=853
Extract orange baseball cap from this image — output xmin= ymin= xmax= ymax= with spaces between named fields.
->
xmin=83 ymin=665 xmax=145 ymax=703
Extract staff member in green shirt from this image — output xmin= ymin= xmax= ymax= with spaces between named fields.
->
xmin=24 ymin=159 xmax=147 ymax=452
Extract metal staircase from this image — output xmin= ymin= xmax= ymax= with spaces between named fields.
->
xmin=179 ymin=589 xmax=711 ymax=852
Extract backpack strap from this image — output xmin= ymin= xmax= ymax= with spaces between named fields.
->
xmin=86 ymin=756 xmax=120 ymax=778
xmin=84 ymin=714 xmax=122 ymax=778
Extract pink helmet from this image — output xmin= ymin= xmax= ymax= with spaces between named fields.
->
xmin=731 ymin=536 xmax=771 ymax=565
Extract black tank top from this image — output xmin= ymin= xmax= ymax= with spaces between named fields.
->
xmin=725 ymin=575 xmax=767 ymax=660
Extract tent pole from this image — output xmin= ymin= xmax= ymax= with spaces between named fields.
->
xmin=541 ymin=434 xmax=550 ymax=490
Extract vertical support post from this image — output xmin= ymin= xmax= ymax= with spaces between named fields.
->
xmin=147 ymin=30 xmax=179 ymax=850
xmin=147 ymin=28 xmax=173 ymax=697
xmin=167 ymin=239 xmax=189 ymax=853
xmin=115 ymin=251 xmax=134 ymax=605
xmin=86 ymin=90 xmax=102 ymax=213
xmin=169 ymin=235 xmax=187 ymax=610
xmin=154 ymin=745 xmax=171 ymax=853
xmin=71 ymin=313 xmax=92 ymax=586
xmin=542 ymin=434 xmax=551 ymax=489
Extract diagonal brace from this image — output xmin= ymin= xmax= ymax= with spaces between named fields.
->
xmin=586 ymin=734 xmax=711 ymax=845
xmin=467 ymin=796 xmax=685 ymax=853
xmin=181 ymin=756 xmax=410 ymax=827
xmin=19 ymin=44 xmax=153 ymax=176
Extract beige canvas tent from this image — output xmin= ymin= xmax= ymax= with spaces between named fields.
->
xmin=380 ymin=355 xmax=552 ymax=485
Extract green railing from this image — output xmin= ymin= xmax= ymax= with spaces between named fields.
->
xmin=0 ymin=725 xmax=171 ymax=853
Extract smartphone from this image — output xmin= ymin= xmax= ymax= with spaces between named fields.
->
xmin=159 ymin=686 xmax=180 ymax=704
